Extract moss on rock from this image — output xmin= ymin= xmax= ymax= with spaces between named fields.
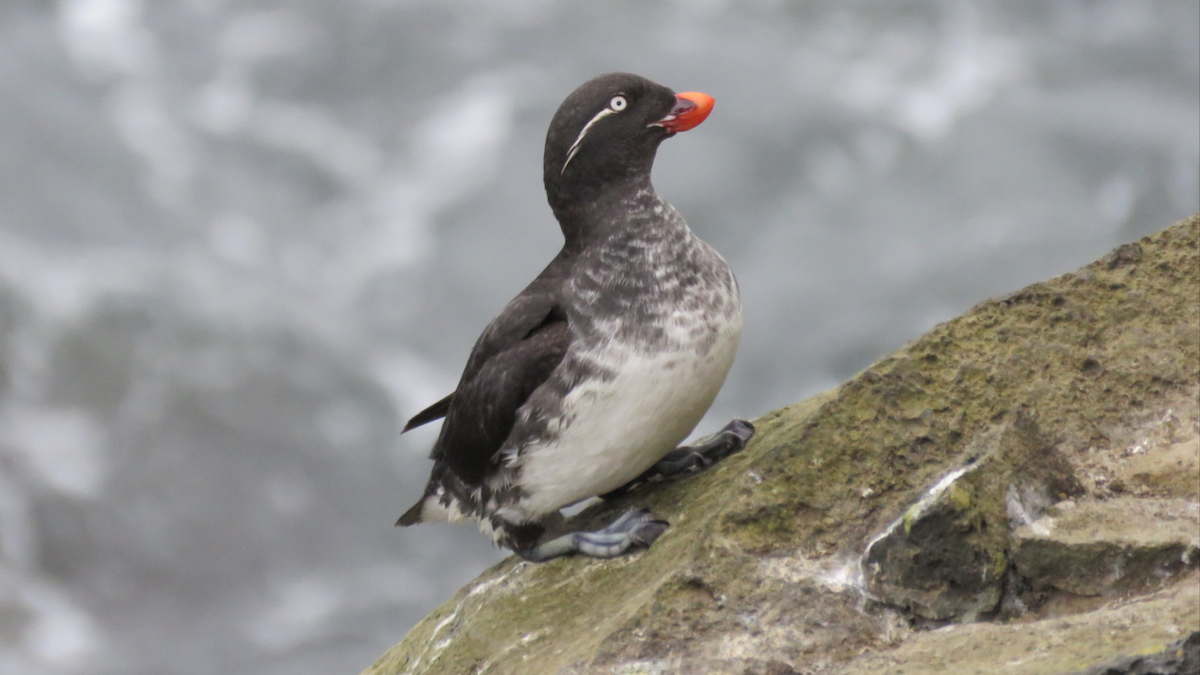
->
xmin=862 ymin=413 xmax=1083 ymax=620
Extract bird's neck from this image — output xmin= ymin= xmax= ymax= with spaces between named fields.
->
xmin=550 ymin=174 xmax=658 ymax=251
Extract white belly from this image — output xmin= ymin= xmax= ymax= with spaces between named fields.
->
xmin=513 ymin=315 xmax=741 ymax=516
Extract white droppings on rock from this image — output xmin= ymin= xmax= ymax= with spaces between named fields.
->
xmin=402 ymin=566 xmax=518 ymax=675
xmin=863 ymin=464 xmax=975 ymax=561
xmin=758 ymin=553 xmax=866 ymax=594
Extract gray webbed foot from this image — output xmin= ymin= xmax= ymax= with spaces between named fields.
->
xmin=653 ymin=418 xmax=755 ymax=474
xmin=601 ymin=418 xmax=755 ymax=500
xmin=515 ymin=508 xmax=669 ymax=563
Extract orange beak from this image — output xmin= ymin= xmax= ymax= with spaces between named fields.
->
xmin=652 ymin=91 xmax=715 ymax=133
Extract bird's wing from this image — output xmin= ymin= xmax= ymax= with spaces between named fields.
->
xmin=431 ymin=288 xmax=572 ymax=486
xmin=401 ymin=393 xmax=454 ymax=433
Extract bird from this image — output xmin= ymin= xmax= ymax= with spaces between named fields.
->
xmin=397 ymin=72 xmax=753 ymax=562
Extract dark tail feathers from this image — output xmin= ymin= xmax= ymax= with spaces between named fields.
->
xmin=396 ymin=500 xmax=424 ymax=527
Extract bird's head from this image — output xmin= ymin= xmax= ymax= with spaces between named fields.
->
xmin=542 ymin=72 xmax=713 ymax=219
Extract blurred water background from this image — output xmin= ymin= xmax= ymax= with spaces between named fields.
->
xmin=0 ymin=1 xmax=1196 ymax=673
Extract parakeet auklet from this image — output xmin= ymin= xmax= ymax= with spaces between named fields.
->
xmin=398 ymin=72 xmax=753 ymax=562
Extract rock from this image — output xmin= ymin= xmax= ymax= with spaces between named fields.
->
xmin=1013 ymin=498 xmax=1200 ymax=596
xmin=862 ymin=414 xmax=1082 ymax=621
xmin=1116 ymin=431 xmax=1200 ymax=501
xmin=365 ymin=216 xmax=1200 ymax=675
xmin=834 ymin=576 xmax=1199 ymax=675
xmin=1065 ymin=630 xmax=1199 ymax=675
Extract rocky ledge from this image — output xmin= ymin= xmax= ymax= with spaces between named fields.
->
xmin=365 ymin=215 xmax=1200 ymax=675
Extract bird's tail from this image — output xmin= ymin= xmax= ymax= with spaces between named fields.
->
xmin=396 ymin=500 xmax=424 ymax=526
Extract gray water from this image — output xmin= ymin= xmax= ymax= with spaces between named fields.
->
xmin=0 ymin=2 xmax=1195 ymax=674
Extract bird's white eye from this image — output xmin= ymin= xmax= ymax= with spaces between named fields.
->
xmin=609 ymin=95 xmax=627 ymax=112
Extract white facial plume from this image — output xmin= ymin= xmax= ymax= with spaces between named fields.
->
xmin=561 ymin=95 xmax=628 ymax=174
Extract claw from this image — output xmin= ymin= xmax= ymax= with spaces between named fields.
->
xmin=725 ymin=418 xmax=755 ymax=444
xmin=626 ymin=515 xmax=669 ymax=549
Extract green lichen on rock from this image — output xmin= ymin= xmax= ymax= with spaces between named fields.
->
xmin=863 ymin=413 xmax=1083 ymax=620
xmin=364 ymin=216 xmax=1200 ymax=675
xmin=717 ymin=217 xmax=1199 ymax=563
